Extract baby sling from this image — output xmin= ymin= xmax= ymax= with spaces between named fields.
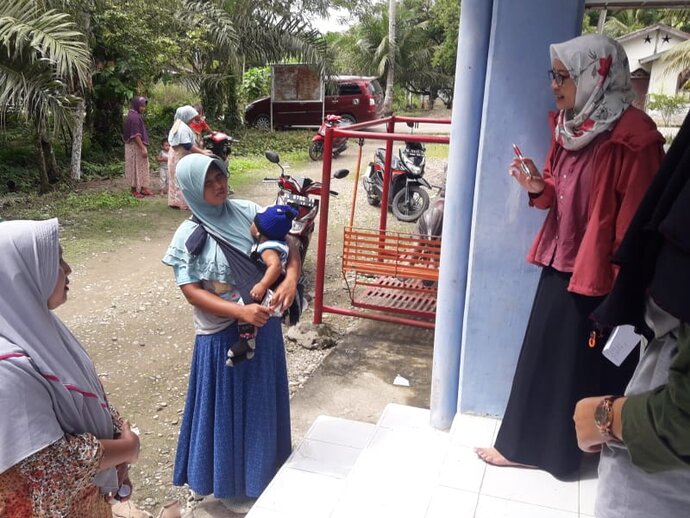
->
xmin=184 ymin=215 xmax=304 ymax=325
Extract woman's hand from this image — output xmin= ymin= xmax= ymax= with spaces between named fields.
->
xmin=573 ymin=397 xmax=606 ymax=453
xmin=140 ymin=147 xmax=148 ymax=159
xmin=272 ymin=275 xmax=297 ymax=313
xmin=509 ymin=157 xmax=545 ymax=194
xmin=118 ymin=420 xmax=140 ymax=464
xmin=240 ymin=303 xmax=272 ymax=327
xmin=99 ymin=419 xmax=140 ymax=471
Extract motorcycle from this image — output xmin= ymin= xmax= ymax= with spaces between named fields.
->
xmin=309 ymin=114 xmax=349 ymax=161
xmin=414 ymin=183 xmax=445 ymax=286
xmin=264 ymin=151 xmax=349 ymax=262
xmin=202 ymin=130 xmax=236 ymax=161
xmin=362 ymin=131 xmax=431 ymax=222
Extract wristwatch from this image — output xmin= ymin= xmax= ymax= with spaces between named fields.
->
xmin=594 ymin=395 xmax=623 ymax=441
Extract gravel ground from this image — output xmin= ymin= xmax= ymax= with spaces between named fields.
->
xmin=54 ymin=130 xmax=448 ymax=515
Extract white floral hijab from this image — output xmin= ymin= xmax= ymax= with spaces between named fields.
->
xmin=550 ymin=34 xmax=634 ymax=150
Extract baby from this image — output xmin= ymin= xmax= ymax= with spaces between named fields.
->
xmin=249 ymin=204 xmax=298 ymax=303
xmin=226 ymin=204 xmax=297 ymax=367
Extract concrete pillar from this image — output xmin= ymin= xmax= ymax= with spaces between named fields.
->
xmin=457 ymin=0 xmax=584 ymax=415
xmin=430 ymin=0 xmax=493 ymax=430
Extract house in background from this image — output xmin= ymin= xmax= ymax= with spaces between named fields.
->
xmin=617 ymin=23 xmax=690 ymax=110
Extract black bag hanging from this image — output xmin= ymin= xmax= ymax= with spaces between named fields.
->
xmin=185 ymin=216 xmax=303 ymax=324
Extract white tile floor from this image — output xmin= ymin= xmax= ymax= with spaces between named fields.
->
xmin=247 ymin=405 xmax=598 ymax=518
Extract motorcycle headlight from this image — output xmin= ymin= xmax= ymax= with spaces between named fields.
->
xmin=404 ymin=158 xmax=422 ymax=175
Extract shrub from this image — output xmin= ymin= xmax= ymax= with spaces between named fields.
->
xmin=647 ymin=93 xmax=688 ymax=126
xmin=145 ymin=82 xmax=199 ymax=143
xmin=240 ymin=67 xmax=271 ymax=104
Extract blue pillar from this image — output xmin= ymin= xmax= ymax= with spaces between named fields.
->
xmin=457 ymin=0 xmax=584 ymax=416
xmin=430 ymin=0 xmax=493 ymax=430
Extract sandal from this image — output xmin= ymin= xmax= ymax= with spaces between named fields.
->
xmin=132 ymin=192 xmax=145 ymax=199
xmin=140 ymin=188 xmax=155 ymax=197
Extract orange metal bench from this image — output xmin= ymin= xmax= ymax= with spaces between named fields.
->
xmin=341 ymin=227 xmax=440 ymax=321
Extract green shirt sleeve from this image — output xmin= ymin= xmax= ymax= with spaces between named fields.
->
xmin=622 ymin=323 xmax=690 ymax=473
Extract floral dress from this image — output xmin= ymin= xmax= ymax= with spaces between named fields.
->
xmin=0 ymin=409 xmax=123 ymax=517
xmin=0 ymin=435 xmax=111 ymax=517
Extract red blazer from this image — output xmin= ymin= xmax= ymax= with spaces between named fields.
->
xmin=527 ymin=106 xmax=665 ymax=296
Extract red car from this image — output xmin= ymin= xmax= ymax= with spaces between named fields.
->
xmin=244 ymin=76 xmax=384 ymax=129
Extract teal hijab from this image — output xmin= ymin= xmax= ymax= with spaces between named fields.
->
xmin=175 ymin=153 xmax=255 ymax=252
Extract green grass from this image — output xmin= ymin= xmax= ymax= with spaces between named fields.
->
xmin=0 ymin=127 xmax=345 ymax=261
xmin=0 ymin=190 xmax=187 ymax=262
xmin=425 ymin=143 xmax=450 ymax=159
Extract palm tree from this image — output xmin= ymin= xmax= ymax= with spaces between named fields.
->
xmin=179 ymin=0 xmax=328 ymax=129
xmin=0 ymin=0 xmax=91 ymax=191
xmin=335 ymin=2 xmax=450 ymax=109
xmin=662 ymin=40 xmax=690 ymax=90
xmin=383 ymin=0 xmax=396 ymax=116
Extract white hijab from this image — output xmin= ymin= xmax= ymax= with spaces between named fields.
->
xmin=168 ymin=105 xmax=199 ymax=147
xmin=0 ymin=219 xmax=117 ymax=492
xmin=550 ymin=34 xmax=634 ymax=150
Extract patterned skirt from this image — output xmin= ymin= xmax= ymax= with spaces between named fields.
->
xmin=124 ymin=141 xmax=150 ymax=190
xmin=167 ymin=147 xmax=189 ymax=209
xmin=173 ymin=318 xmax=292 ymax=498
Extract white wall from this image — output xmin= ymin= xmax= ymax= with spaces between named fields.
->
xmin=619 ymin=30 xmax=686 ymax=96
xmin=649 ymin=58 xmax=682 ymax=95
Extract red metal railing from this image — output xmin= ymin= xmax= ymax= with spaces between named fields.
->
xmin=313 ymin=115 xmax=450 ymax=329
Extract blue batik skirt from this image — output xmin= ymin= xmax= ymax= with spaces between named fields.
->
xmin=173 ymin=318 xmax=292 ymax=498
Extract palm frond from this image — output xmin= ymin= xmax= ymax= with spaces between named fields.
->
xmin=180 ymin=0 xmax=240 ymax=68
xmin=662 ymin=39 xmax=690 ymax=75
xmin=0 ymin=57 xmax=79 ymax=132
xmin=0 ymin=0 xmax=91 ymax=88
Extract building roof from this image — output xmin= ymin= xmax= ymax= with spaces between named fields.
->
xmin=617 ymin=23 xmax=690 ymax=44
xmin=587 ymin=0 xmax=690 ymax=6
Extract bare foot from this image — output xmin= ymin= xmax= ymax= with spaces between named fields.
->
xmin=474 ymin=447 xmax=537 ymax=468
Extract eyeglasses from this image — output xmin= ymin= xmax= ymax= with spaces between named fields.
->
xmin=548 ymin=70 xmax=570 ymax=87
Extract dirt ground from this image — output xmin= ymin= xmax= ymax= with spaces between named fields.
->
xmin=54 ymin=123 xmax=449 ymax=514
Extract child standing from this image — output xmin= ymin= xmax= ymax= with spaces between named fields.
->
xmin=226 ymin=204 xmax=297 ymax=367
xmin=157 ymin=138 xmax=170 ymax=195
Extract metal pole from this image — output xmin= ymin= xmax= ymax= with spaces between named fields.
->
xmin=379 ymin=117 xmax=396 ymax=231
xmin=349 ymin=138 xmax=365 ymax=228
xmin=597 ymin=8 xmax=607 ymax=34
xmin=313 ymin=125 xmax=335 ymax=324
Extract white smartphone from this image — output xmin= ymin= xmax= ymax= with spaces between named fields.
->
xmin=512 ymin=144 xmax=532 ymax=179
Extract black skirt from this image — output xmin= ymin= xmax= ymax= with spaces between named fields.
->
xmin=494 ymin=266 xmax=638 ymax=479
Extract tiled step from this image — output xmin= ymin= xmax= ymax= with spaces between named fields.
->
xmin=246 ymin=416 xmax=376 ymax=518
xmin=247 ymin=404 xmax=597 ymax=518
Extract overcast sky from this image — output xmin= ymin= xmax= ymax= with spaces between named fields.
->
xmin=314 ymin=7 xmax=355 ymax=33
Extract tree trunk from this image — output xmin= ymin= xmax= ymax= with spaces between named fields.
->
xmin=224 ymin=75 xmax=243 ymax=130
xmin=382 ymin=0 xmax=396 ymax=116
xmin=36 ymin=133 xmax=51 ymax=194
xmin=40 ymin=132 xmax=61 ymax=185
xmin=70 ymin=98 xmax=86 ymax=181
